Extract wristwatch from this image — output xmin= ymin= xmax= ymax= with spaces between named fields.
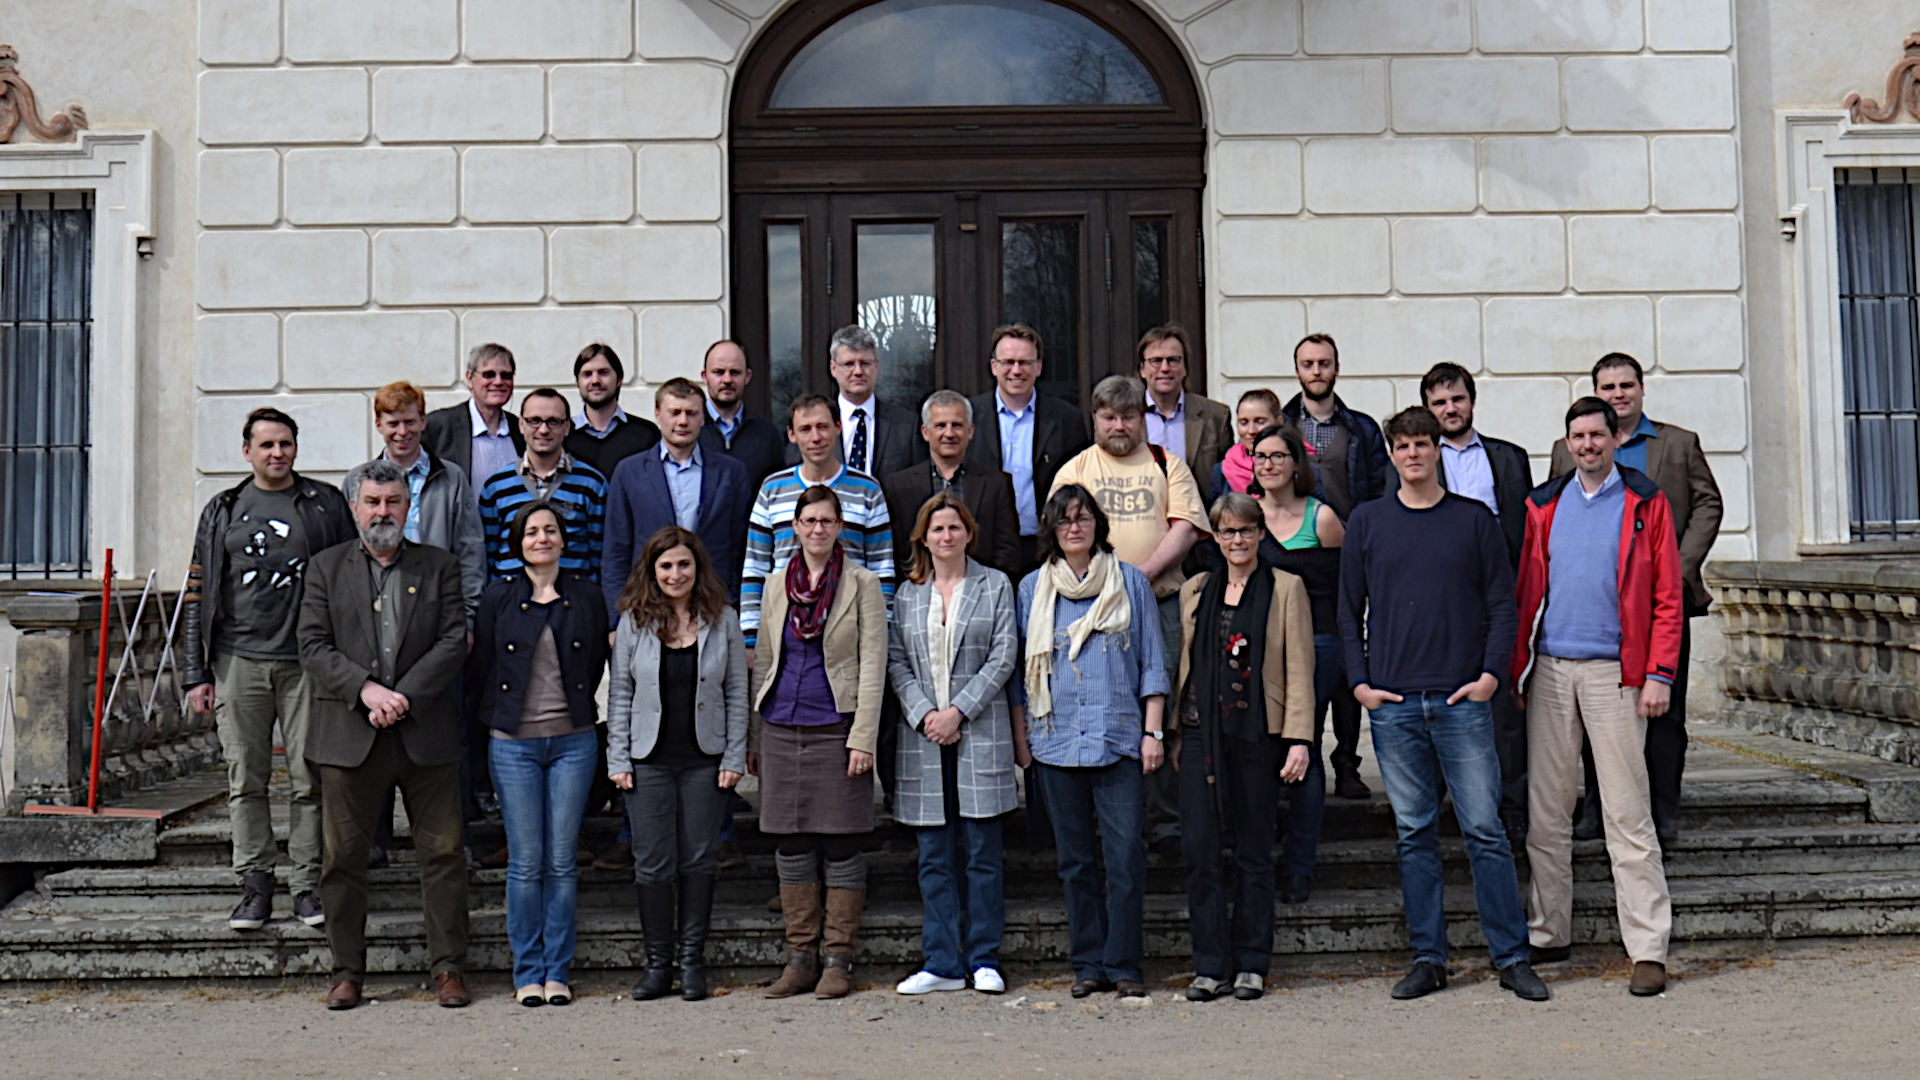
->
xmin=1146 ymin=730 xmax=1164 ymax=742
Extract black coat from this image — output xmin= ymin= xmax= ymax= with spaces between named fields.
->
xmin=424 ymin=402 xmax=525 ymax=483
xmin=1439 ymin=433 xmax=1533 ymax=568
xmin=466 ymin=572 xmax=611 ymax=735
xmin=565 ymin=415 xmax=660 ymax=479
xmin=698 ymin=407 xmax=788 ymax=491
xmin=882 ymin=460 xmax=1025 ymax=583
xmin=964 ymin=391 xmax=1092 ymax=522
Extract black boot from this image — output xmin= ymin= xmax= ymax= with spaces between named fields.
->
xmin=630 ymin=882 xmax=676 ymax=1000
xmin=1572 ymin=792 xmax=1604 ymax=842
xmin=678 ymin=873 xmax=716 ymax=1001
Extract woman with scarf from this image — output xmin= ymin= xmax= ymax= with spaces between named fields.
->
xmin=1173 ymin=491 xmax=1316 ymax=1002
xmin=1211 ymin=388 xmax=1281 ymax=496
xmin=749 ymin=485 xmax=887 ymax=1000
xmin=1014 ymin=484 xmax=1168 ymax=1000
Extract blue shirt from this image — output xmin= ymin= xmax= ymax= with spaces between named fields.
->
xmin=1538 ymin=468 xmax=1631 ymax=666
xmin=1014 ymin=562 xmax=1169 ymax=768
xmin=385 ymin=451 xmax=431 ymax=543
xmin=1145 ymin=391 xmax=1186 ymax=459
xmin=706 ymin=400 xmax=740 ymax=445
xmin=573 ymin=403 xmax=629 ymax=439
xmin=1440 ymin=431 xmax=1499 ymax=518
xmin=661 ymin=443 xmax=704 ymax=531
xmin=763 ymin=625 xmax=847 ymax=727
xmin=467 ymin=400 xmax=521 ymax=502
xmin=1613 ymin=415 xmax=1658 ymax=474
xmin=995 ymin=392 xmax=1039 ymax=536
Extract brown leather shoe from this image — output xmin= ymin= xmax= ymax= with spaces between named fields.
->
xmin=325 ymin=979 xmax=363 ymax=1010
xmin=435 ymin=971 xmax=472 ymax=1008
xmin=1629 ymin=961 xmax=1667 ymax=997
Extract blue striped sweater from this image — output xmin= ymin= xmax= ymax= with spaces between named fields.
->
xmin=741 ymin=464 xmax=894 ymax=647
xmin=476 ymin=456 xmax=608 ymax=580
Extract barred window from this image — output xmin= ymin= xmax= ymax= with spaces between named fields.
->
xmin=0 ymin=191 xmax=92 ymax=576
xmin=1835 ymin=168 xmax=1920 ymax=540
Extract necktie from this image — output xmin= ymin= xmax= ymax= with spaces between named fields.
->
xmin=850 ymin=409 xmax=869 ymax=473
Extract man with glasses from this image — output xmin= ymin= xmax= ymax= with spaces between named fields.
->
xmin=425 ymin=342 xmax=526 ymax=504
xmin=1137 ymin=323 xmax=1233 ymax=504
xmin=476 ymin=388 xmax=608 ymax=580
xmin=967 ymin=324 xmax=1091 ymax=582
xmin=797 ymin=324 xmax=927 ymax=480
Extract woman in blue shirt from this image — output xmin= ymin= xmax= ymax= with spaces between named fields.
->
xmin=1015 ymin=484 xmax=1168 ymax=1000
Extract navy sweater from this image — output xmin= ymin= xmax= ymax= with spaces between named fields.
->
xmin=1338 ymin=492 xmax=1518 ymax=695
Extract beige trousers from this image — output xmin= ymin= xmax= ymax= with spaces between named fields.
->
xmin=1523 ymin=655 xmax=1672 ymax=964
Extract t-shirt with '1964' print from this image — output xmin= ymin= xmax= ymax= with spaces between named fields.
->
xmin=1048 ymin=444 xmax=1209 ymax=599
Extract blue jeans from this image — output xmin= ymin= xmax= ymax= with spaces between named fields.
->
xmin=1034 ymin=759 xmax=1146 ymax=983
xmin=489 ymin=728 xmax=598 ymax=989
xmin=916 ymin=745 xmax=1006 ymax=978
xmin=1368 ymin=692 xmax=1529 ymax=969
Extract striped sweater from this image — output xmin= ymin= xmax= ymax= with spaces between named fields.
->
xmin=476 ymin=455 xmax=609 ymax=580
xmin=741 ymin=463 xmax=894 ymax=647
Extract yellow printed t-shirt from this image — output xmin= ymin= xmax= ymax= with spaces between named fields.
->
xmin=1050 ymin=445 xmax=1209 ymax=598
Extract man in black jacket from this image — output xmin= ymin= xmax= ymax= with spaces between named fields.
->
xmin=185 ymin=407 xmax=354 ymax=933
xmin=1423 ymin=362 xmax=1535 ymax=838
xmin=563 ymin=341 xmax=660 ymax=478
xmin=423 ymin=342 xmax=525 ymax=502
xmin=698 ymin=339 xmax=787 ymax=490
xmin=965 ymin=323 xmax=1093 ymax=582
xmin=883 ymin=390 xmax=1023 ymax=581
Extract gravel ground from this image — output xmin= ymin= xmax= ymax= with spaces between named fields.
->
xmin=4 ymin=939 xmax=1919 ymax=1079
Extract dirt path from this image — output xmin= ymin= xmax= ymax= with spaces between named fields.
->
xmin=4 ymin=940 xmax=1918 ymax=1079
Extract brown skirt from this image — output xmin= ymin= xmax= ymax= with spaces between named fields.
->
xmin=757 ymin=719 xmax=874 ymax=835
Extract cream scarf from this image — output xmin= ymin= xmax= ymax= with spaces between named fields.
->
xmin=1023 ymin=550 xmax=1131 ymax=722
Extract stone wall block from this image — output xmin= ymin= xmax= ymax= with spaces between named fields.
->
xmin=464 ymin=146 xmax=635 ymax=224
xmin=373 ymin=67 xmax=547 ymax=144
xmin=1392 ymin=217 xmax=1566 ymax=294
xmin=372 ymin=228 xmax=547 ymax=306
xmin=1652 ymin=134 xmax=1739 ymax=211
xmin=459 ymin=308 xmax=638 ymax=388
xmin=286 ymin=0 xmax=458 ymax=62
xmin=1480 ymin=136 xmax=1649 ymax=212
xmin=550 ymin=225 xmax=725 ymax=303
xmin=1210 ymin=61 xmax=1387 ymax=136
xmin=1187 ymin=0 xmax=1302 ymax=63
xmin=1648 ymin=0 xmax=1733 ymax=52
xmin=1389 ymin=58 xmax=1562 ymax=134
xmin=639 ymin=306 xmax=727 ymax=383
xmin=1482 ymin=296 xmax=1653 ymax=374
xmin=199 ymin=0 xmax=281 ymax=65
xmin=195 ymin=394 xmax=372 ymax=475
xmin=1569 ymin=214 xmax=1741 ymax=292
xmin=1217 ymin=218 xmax=1391 ymax=296
xmin=1707 ymin=452 xmax=1750 ymax=532
xmin=638 ymin=143 xmax=725 ymax=222
xmin=1304 ymin=0 xmax=1469 ymax=55
xmin=1303 ymin=138 xmax=1477 ymax=214
xmin=1644 ymin=372 xmax=1747 ymax=452
xmin=284 ymin=311 xmax=458 ymax=390
xmin=197 ymin=149 xmax=280 ymax=227
xmin=1476 ymin=0 xmax=1642 ymax=53
xmin=636 ymin=0 xmax=751 ymax=62
xmin=466 ymin=0 xmax=633 ymax=60
xmin=1302 ymin=298 xmax=1482 ymax=377
xmin=549 ymin=64 xmax=728 ymax=141
xmin=1657 ymin=294 xmax=1746 ymax=371
xmin=1211 ymin=140 xmax=1303 ymax=216
xmin=1564 ymin=56 xmax=1735 ymax=132
xmin=1475 ymin=376 xmax=1579 ymax=457
xmin=284 ymin=148 xmax=458 ymax=226
xmin=198 ymin=70 xmax=369 ymax=145
xmin=196 ymin=313 xmax=280 ymax=392
xmin=197 ymin=231 xmax=369 ymax=310
xmin=1215 ymin=299 xmax=1307 ymax=378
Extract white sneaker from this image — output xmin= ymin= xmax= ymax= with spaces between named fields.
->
xmin=896 ymin=970 xmax=966 ymax=995
xmin=971 ymin=967 xmax=1006 ymax=994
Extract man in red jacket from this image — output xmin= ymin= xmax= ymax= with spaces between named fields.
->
xmin=1511 ymin=397 xmax=1681 ymax=998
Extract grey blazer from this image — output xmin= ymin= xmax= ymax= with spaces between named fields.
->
xmin=885 ymin=559 xmax=1020 ymax=826
xmin=605 ymin=608 xmax=749 ymax=778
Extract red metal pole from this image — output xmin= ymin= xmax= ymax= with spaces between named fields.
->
xmin=86 ymin=549 xmax=113 ymax=812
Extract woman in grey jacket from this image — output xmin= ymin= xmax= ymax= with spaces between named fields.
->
xmin=606 ymin=525 xmax=748 ymax=1003
xmin=885 ymin=492 xmax=1021 ymax=997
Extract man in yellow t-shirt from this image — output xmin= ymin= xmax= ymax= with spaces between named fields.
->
xmin=1050 ymin=374 xmax=1208 ymax=854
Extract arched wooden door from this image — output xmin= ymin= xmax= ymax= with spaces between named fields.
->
xmin=730 ymin=0 xmax=1207 ymax=421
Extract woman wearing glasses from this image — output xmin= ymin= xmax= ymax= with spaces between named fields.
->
xmin=750 ymin=486 xmax=887 ymax=1000
xmin=1172 ymin=492 xmax=1316 ymax=1002
xmin=1014 ymin=484 xmax=1168 ymax=1000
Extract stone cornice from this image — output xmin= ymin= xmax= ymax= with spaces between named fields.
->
xmin=1846 ymin=31 xmax=1920 ymax=124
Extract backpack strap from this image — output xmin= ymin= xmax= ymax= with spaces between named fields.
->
xmin=1147 ymin=442 xmax=1169 ymax=477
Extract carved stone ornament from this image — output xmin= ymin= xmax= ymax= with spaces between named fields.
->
xmin=0 ymin=44 xmax=88 ymax=143
xmin=1846 ymin=31 xmax=1920 ymax=124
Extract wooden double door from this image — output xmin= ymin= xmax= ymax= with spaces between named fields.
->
xmin=735 ymin=188 xmax=1202 ymax=421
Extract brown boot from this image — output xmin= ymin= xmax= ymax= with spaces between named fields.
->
xmin=815 ymin=887 xmax=866 ymax=999
xmin=763 ymin=884 xmax=824 ymax=998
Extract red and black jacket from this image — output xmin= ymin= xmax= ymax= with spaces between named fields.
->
xmin=1510 ymin=466 xmax=1683 ymax=693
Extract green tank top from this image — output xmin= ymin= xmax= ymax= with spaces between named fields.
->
xmin=1278 ymin=496 xmax=1323 ymax=551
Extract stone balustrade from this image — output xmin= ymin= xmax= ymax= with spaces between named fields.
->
xmin=1708 ymin=560 xmax=1920 ymax=766
xmin=2 ymin=588 xmax=212 ymax=812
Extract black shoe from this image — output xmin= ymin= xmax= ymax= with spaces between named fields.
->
xmin=1334 ymin=768 xmax=1371 ymax=800
xmin=1530 ymin=944 xmax=1572 ymax=965
xmin=1070 ymin=976 xmax=1114 ymax=999
xmin=1501 ymin=810 xmax=1530 ymax=853
xmin=1231 ymin=973 xmax=1264 ymax=1001
xmin=1114 ymin=979 xmax=1148 ymax=998
xmin=1390 ymin=962 xmax=1448 ymax=1000
xmin=677 ymin=873 xmax=716 ymax=1002
xmin=292 ymin=890 xmax=325 ymax=928
xmin=1655 ymin=823 xmax=1679 ymax=846
xmin=365 ymin=845 xmax=390 ymax=870
xmin=1499 ymin=961 xmax=1551 ymax=1002
xmin=1185 ymin=976 xmax=1223 ymax=1002
xmin=1572 ymin=796 xmax=1603 ymax=842
xmin=1280 ymin=875 xmax=1311 ymax=905
xmin=1148 ymin=835 xmax=1181 ymax=859
xmin=631 ymin=882 xmax=677 ymax=1001
xmin=228 ymin=871 xmax=273 ymax=931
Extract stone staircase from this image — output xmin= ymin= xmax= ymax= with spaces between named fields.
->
xmin=5 ymin=722 xmax=1920 ymax=981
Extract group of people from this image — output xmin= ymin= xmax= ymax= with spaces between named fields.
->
xmin=182 ymin=318 xmax=1722 ymax=1010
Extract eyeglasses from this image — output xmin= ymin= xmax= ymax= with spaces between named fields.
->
xmin=474 ymin=369 xmax=515 ymax=382
xmin=992 ymin=357 xmax=1036 ymax=369
xmin=795 ymin=517 xmax=840 ymax=532
xmin=1053 ymin=515 xmax=1094 ymax=533
xmin=1141 ymin=356 xmax=1185 ymax=369
xmin=833 ymin=358 xmax=876 ymax=372
xmin=522 ymin=417 xmax=568 ymax=430
xmin=1253 ymin=452 xmax=1293 ymax=465
xmin=1216 ymin=525 xmax=1261 ymax=540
